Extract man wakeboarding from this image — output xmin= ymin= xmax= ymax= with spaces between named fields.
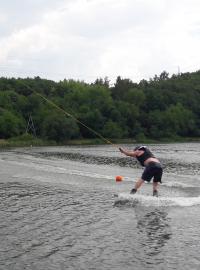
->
xmin=119 ymin=146 xmax=163 ymax=197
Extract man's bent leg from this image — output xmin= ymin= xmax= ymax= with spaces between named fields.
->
xmin=130 ymin=178 xmax=144 ymax=194
xmin=135 ymin=178 xmax=144 ymax=190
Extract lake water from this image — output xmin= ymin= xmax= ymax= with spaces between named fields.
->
xmin=0 ymin=143 xmax=200 ymax=270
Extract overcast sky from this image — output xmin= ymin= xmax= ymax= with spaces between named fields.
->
xmin=0 ymin=0 xmax=200 ymax=83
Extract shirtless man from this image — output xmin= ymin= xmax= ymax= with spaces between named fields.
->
xmin=119 ymin=145 xmax=163 ymax=196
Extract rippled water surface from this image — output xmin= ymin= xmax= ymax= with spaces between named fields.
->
xmin=0 ymin=143 xmax=200 ymax=270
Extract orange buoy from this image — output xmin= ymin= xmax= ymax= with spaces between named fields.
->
xmin=115 ymin=175 xmax=123 ymax=182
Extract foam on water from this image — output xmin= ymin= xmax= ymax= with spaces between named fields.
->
xmin=115 ymin=193 xmax=200 ymax=207
xmin=162 ymin=181 xmax=195 ymax=188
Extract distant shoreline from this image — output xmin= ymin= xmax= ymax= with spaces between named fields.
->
xmin=1 ymin=136 xmax=200 ymax=149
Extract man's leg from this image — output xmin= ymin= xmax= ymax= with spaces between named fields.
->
xmin=153 ymin=181 xmax=158 ymax=191
xmin=130 ymin=178 xmax=144 ymax=194
xmin=152 ymin=166 xmax=162 ymax=196
xmin=153 ymin=181 xmax=159 ymax=196
xmin=135 ymin=178 xmax=144 ymax=190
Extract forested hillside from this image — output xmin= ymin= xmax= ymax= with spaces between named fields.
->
xmin=0 ymin=71 xmax=200 ymax=142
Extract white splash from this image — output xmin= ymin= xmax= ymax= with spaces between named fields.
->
xmin=116 ymin=193 xmax=200 ymax=207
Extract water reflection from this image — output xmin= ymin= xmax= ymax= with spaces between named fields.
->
xmin=136 ymin=208 xmax=171 ymax=257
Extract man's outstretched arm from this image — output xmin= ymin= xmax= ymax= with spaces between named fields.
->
xmin=119 ymin=147 xmax=138 ymax=157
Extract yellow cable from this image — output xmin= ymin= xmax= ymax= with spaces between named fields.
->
xmin=36 ymin=93 xmax=116 ymax=146
xmin=19 ymin=81 xmax=116 ymax=147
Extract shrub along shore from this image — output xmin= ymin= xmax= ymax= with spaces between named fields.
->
xmin=0 ymin=134 xmax=199 ymax=149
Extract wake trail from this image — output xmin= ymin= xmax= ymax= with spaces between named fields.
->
xmin=114 ymin=193 xmax=200 ymax=207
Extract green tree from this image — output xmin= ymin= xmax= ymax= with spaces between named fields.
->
xmin=163 ymin=103 xmax=196 ymax=136
xmin=148 ymin=110 xmax=166 ymax=138
xmin=78 ymin=109 xmax=105 ymax=138
xmin=0 ymin=109 xmax=25 ymax=138
xmin=124 ymin=88 xmax=145 ymax=108
xmin=41 ymin=112 xmax=80 ymax=142
xmin=111 ymin=76 xmax=137 ymax=100
xmin=102 ymin=120 xmax=127 ymax=139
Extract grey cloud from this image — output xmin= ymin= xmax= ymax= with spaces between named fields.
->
xmin=0 ymin=0 xmax=200 ymax=82
xmin=0 ymin=0 xmax=65 ymax=37
xmin=57 ymin=1 xmax=167 ymax=39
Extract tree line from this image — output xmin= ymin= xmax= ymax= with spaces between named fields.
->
xmin=0 ymin=70 xmax=200 ymax=142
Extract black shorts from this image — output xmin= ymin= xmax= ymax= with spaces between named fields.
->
xmin=141 ymin=162 xmax=163 ymax=183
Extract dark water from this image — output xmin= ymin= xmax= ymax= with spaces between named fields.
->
xmin=0 ymin=143 xmax=200 ymax=270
